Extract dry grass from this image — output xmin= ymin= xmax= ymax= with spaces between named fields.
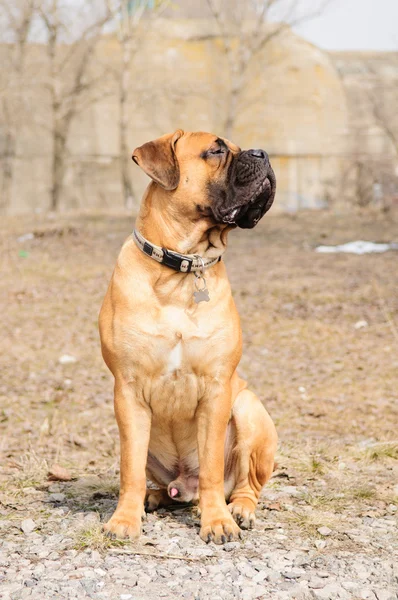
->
xmin=362 ymin=442 xmax=398 ymax=462
xmin=73 ymin=523 xmax=128 ymax=553
xmin=287 ymin=510 xmax=338 ymax=538
xmin=3 ymin=452 xmax=49 ymax=492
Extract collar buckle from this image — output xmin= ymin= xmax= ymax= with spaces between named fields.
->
xmin=162 ymin=248 xmax=192 ymax=272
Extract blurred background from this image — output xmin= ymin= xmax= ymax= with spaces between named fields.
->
xmin=0 ymin=0 xmax=397 ymax=215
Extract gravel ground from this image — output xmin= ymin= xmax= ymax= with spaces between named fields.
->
xmin=0 ymin=482 xmax=397 ymax=600
xmin=1 ymin=210 xmax=397 ymax=600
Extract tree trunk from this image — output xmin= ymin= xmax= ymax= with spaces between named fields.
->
xmin=1 ymin=26 xmax=30 ymax=215
xmin=50 ymin=127 xmax=67 ymax=211
xmin=224 ymin=60 xmax=245 ymax=140
xmin=1 ymin=102 xmax=14 ymax=214
xmin=119 ymin=38 xmax=135 ymax=209
xmin=225 ymin=84 xmax=242 ymax=140
xmin=1 ymin=151 xmax=14 ymax=215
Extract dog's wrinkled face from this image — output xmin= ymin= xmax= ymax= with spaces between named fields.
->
xmin=132 ymin=130 xmax=276 ymax=229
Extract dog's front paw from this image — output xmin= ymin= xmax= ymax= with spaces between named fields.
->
xmin=228 ymin=499 xmax=256 ymax=529
xmin=200 ymin=512 xmax=241 ymax=544
xmin=103 ymin=512 xmax=142 ymax=540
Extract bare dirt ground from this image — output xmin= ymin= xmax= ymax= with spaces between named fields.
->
xmin=0 ymin=210 xmax=397 ymax=600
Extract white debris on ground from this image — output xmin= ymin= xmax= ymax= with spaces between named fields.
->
xmin=315 ymin=241 xmax=398 ymax=254
xmin=58 ymin=354 xmax=78 ymax=365
xmin=17 ymin=233 xmax=35 ymax=243
xmin=354 ymin=320 xmax=369 ymax=329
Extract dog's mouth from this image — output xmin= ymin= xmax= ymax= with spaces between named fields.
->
xmin=220 ymin=170 xmax=276 ymax=229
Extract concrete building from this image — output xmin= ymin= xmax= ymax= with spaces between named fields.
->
xmin=0 ymin=16 xmax=397 ymax=214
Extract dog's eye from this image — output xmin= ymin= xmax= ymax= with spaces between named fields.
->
xmin=201 ymin=147 xmax=226 ymax=159
xmin=209 ymin=148 xmax=225 ymax=155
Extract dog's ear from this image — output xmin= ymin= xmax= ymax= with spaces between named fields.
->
xmin=132 ymin=130 xmax=183 ymax=191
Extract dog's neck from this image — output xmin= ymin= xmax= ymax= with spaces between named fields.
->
xmin=135 ymin=184 xmax=233 ymax=260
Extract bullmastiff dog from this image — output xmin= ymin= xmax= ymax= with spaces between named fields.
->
xmin=99 ymin=130 xmax=277 ymax=544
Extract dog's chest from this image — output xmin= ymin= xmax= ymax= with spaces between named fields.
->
xmin=123 ymin=304 xmax=234 ymax=414
xmin=148 ymin=332 xmax=208 ymax=420
xmin=126 ymin=305 xmax=225 ymax=373
xmin=166 ymin=340 xmax=183 ymax=373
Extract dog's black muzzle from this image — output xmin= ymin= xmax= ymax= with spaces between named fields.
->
xmin=219 ymin=149 xmax=276 ymax=229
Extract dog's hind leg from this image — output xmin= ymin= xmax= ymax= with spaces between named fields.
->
xmin=226 ymin=385 xmax=277 ymax=529
xmin=145 ymin=488 xmax=175 ymax=512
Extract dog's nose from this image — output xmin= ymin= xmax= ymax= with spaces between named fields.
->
xmin=248 ymin=149 xmax=269 ymax=162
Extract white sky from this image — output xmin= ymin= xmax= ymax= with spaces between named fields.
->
xmin=293 ymin=0 xmax=398 ymax=51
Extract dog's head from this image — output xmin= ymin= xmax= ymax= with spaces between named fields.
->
xmin=132 ymin=130 xmax=276 ymax=229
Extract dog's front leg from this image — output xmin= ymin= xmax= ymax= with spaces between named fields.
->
xmin=196 ymin=384 xmax=241 ymax=544
xmin=103 ymin=380 xmax=151 ymax=540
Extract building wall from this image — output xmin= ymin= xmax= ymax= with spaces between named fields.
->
xmin=0 ymin=19 xmax=384 ymax=214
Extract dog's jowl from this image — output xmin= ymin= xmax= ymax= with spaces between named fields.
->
xmin=99 ymin=130 xmax=278 ymax=544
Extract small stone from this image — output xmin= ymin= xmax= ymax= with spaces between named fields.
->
xmin=84 ymin=512 xmax=99 ymax=524
xmin=241 ymin=587 xmax=258 ymax=600
xmin=317 ymin=526 xmax=332 ymax=536
xmin=253 ymin=585 xmax=269 ymax=599
xmin=237 ymin=562 xmax=257 ymax=578
xmin=223 ymin=542 xmax=241 ymax=552
xmin=359 ymin=590 xmax=376 ymax=599
xmin=48 ymin=464 xmax=72 ymax=481
xmin=283 ymin=568 xmax=305 ymax=579
xmin=91 ymin=550 xmax=101 ymax=562
xmin=280 ymin=485 xmax=301 ymax=496
xmin=188 ymin=547 xmax=214 ymax=557
xmin=294 ymin=555 xmax=311 ymax=568
xmin=137 ymin=574 xmax=152 ymax=586
xmin=253 ymin=570 xmax=268 ymax=583
xmin=50 ymin=493 xmax=66 ymax=502
xmin=59 ymin=354 xmax=77 ymax=364
xmin=120 ymin=595 xmax=133 ymax=600
xmin=21 ymin=519 xmax=36 ymax=534
xmin=48 ymin=483 xmax=61 ymax=493
xmin=267 ymin=570 xmax=281 ymax=583
xmin=309 ymin=577 xmax=327 ymax=589
xmin=123 ymin=578 xmax=138 ymax=588
xmin=311 ymin=583 xmax=346 ymax=599
xmin=374 ymin=590 xmax=397 ymax=600
xmin=354 ymin=320 xmax=368 ymax=329
xmin=342 ymin=583 xmax=359 ymax=591
xmin=314 ymin=540 xmax=326 ymax=550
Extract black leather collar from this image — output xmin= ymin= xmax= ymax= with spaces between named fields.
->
xmin=132 ymin=229 xmax=222 ymax=273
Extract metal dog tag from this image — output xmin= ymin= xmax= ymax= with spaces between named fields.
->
xmin=194 ymin=288 xmax=210 ymax=303
xmin=194 ymin=275 xmax=210 ymax=303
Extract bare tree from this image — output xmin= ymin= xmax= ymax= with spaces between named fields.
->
xmin=0 ymin=0 xmax=36 ymax=212
xmin=206 ymin=0 xmax=331 ymax=139
xmin=367 ymin=56 xmax=398 ymax=157
xmin=38 ymin=0 xmax=111 ymax=210
xmin=340 ymin=55 xmax=398 ymax=210
xmin=107 ymin=0 xmax=168 ymax=208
